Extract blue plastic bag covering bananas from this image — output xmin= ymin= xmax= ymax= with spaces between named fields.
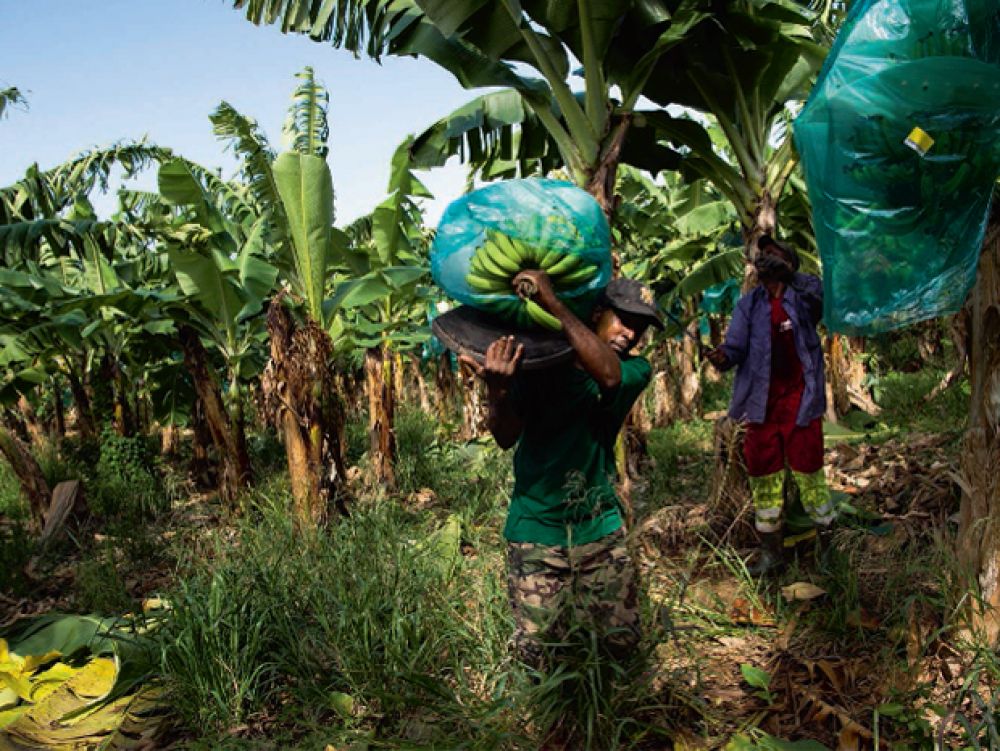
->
xmin=793 ymin=0 xmax=1000 ymax=335
xmin=430 ymin=178 xmax=612 ymax=331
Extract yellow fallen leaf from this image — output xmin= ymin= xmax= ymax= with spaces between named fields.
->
xmin=0 ymin=703 xmax=28 ymax=730
xmin=21 ymin=650 xmax=63 ymax=673
xmin=781 ymin=581 xmax=827 ymax=601
xmin=142 ymin=596 xmax=170 ymax=612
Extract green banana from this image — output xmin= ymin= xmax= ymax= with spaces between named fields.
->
xmin=553 ymin=263 xmax=599 ymax=288
xmin=492 ymin=232 xmax=530 ymax=266
xmin=545 ymin=252 xmax=583 ymax=277
xmin=538 ymin=248 xmax=564 ymax=270
xmin=525 ymin=298 xmax=563 ymax=331
xmin=482 ymin=235 xmax=522 ymax=274
xmin=467 ymin=272 xmax=512 ymax=293
xmin=476 ymin=248 xmax=514 ymax=279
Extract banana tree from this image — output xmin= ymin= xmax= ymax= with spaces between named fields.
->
xmin=156 ymin=156 xmax=278 ymax=503
xmin=0 ymin=142 xmax=174 ymax=436
xmin=615 ymin=166 xmax=742 ymax=421
xmin=338 ymin=137 xmax=433 ymax=488
xmin=232 ymin=0 xmax=711 ymax=217
xmin=235 ymin=68 xmax=371 ymax=525
xmin=635 ymin=0 xmax=827 ymax=260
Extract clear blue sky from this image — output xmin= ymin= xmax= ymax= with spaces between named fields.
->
xmin=0 ymin=0 xmax=479 ymax=224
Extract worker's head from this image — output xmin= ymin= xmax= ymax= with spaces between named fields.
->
xmin=757 ymin=234 xmax=800 ymax=271
xmin=592 ymin=278 xmax=664 ymax=354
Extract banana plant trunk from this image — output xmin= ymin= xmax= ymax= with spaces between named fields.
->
xmin=826 ymin=334 xmax=880 ymax=418
xmin=189 ymin=398 xmax=215 ymax=490
xmin=0 ymin=420 xmax=50 ymax=531
xmin=584 ymin=116 xmax=631 ymax=223
xmin=262 ymin=298 xmax=349 ymax=526
xmin=51 ymin=378 xmax=65 ymax=442
xmin=179 ymin=326 xmax=252 ymax=505
xmin=161 ymin=424 xmax=178 ymax=456
xmin=435 ymin=352 xmax=458 ymax=423
xmin=17 ymin=395 xmax=45 ymax=447
xmin=365 ymin=346 xmax=396 ymax=490
xmin=412 ymin=354 xmax=431 ymax=414
xmin=957 ymin=222 xmax=1000 ymax=643
xmin=459 ymin=363 xmax=487 ymax=440
xmin=65 ymin=365 xmax=96 ymax=441
xmin=741 ymin=193 xmax=777 ymax=292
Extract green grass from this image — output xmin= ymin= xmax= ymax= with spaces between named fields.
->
xmin=156 ymin=408 xmax=683 ymax=749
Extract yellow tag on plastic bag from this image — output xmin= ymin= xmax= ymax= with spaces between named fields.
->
xmin=904 ymin=126 xmax=934 ymax=155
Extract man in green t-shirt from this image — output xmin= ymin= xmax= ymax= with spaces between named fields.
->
xmin=460 ymin=273 xmax=661 ymax=667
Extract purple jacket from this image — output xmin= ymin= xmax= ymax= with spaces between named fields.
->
xmin=719 ymin=272 xmax=826 ymax=426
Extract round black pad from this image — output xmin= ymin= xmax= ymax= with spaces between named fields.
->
xmin=431 ymin=305 xmax=574 ymax=371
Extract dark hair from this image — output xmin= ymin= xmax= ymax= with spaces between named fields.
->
xmin=760 ymin=236 xmax=800 ymax=271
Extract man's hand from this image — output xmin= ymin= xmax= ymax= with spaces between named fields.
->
xmin=458 ymin=335 xmax=524 ymax=395
xmin=512 ymin=268 xmax=558 ymax=311
xmin=704 ymin=347 xmax=729 ymax=369
xmin=755 ymin=253 xmax=793 ymax=283
xmin=459 ymin=337 xmax=525 ymax=449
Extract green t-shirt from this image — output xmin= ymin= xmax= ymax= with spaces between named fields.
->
xmin=504 ymin=356 xmax=652 ymax=547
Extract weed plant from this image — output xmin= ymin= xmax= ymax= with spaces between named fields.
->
xmin=157 ymin=484 xmax=520 ymax=745
xmin=88 ymin=427 xmax=166 ymax=519
xmin=0 ymin=460 xmax=26 ymax=519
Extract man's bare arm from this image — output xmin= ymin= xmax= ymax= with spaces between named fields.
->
xmin=513 ymin=269 xmax=621 ymax=391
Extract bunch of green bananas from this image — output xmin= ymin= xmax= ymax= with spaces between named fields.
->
xmin=464 ymin=229 xmax=600 ymax=332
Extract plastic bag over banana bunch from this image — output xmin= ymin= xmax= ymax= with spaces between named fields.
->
xmin=793 ymin=0 xmax=1000 ymax=335
xmin=430 ymin=178 xmax=613 ymax=368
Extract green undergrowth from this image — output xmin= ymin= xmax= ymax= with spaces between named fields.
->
xmin=157 ymin=407 xmax=688 ymax=749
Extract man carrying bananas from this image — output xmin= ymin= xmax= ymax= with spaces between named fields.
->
xmin=459 ymin=272 xmax=662 ymax=669
xmin=705 ymin=235 xmax=835 ymax=576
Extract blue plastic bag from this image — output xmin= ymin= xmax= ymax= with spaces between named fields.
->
xmin=430 ymin=178 xmax=612 ymax=319
xmin=794 ymin=0 xmax=1000 ymax=334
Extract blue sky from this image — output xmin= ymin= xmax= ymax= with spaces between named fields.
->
xmin=0 ymin=0 xmax=480 ymax=224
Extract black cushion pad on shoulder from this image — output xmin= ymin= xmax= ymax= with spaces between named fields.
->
xmin=431 ymin=305 xmax=574 ymax=371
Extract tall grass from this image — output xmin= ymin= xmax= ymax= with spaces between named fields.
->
xmin=157 ymin=408 xmax=682 ymax=748
xmin=157 ymin=444 xmax=522 ymax=746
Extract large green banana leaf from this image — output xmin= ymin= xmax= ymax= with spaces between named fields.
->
xmin=273 ymin=151 xmax=334 ymax=324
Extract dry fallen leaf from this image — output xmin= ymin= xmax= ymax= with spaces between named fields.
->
xmin=730 ymin=597 xmax=777 ymax=627
xmin=781 ymin=582 xmax=827 ymax=601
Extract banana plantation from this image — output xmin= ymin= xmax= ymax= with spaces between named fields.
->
xmin=2 ymin=1 xmax=1000 ymax=749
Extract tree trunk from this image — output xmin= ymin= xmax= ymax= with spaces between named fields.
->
xmin=741 ymin=193 xmax=778 ymax=291
xmin=678 ymin=326 xmax=702 ymax=417
xmin=51 ymin=378 xmax=65 ymax=442
xmin=957 ymin=224 xmax=1000 ymax=643
xmin=459 ymin=361 xmax=487 ymax=440
xmin=179 ymin=327 xmax=251 ymax=505
xmin=652 ymin=369 xmax=675 ymax=427
xmin=161 ymin=423 xmax=178 ymax=456
xmin=393 ymin=351 xmax=406 ymax=409
xmin=435 ymin=352 xmax=458 ymax=424
xmin=826 ymin=334 xmax=880 ymax=418
xmin=65 ymin=364 xmax=96 ymax=441
xmin=365 ymin=347 xmax=396 ymax=490
xmin=0 ymin=421 xmax=50 ymax=531
xmin=17 ymin=395 xmax=45 ymax=446
xmin=584 ymin=115 xmax=631 ymax=224
xmin=261 ymin=297 xmax=349 ymax=527
xmin=189 ymin=398 xmax=215 ymax=490
xmin=412 ymin=355 xmax=431 ymax=414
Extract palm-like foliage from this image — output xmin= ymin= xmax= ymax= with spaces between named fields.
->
xmin=638 ymin=0 xmax=829 ymax=254
xmin=231 ymin=0 xmax=709 ymax=214
xmin=0 ymin=86 xmax=27 ymax=120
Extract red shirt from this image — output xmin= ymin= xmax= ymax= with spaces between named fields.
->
xmin=766 ymin=295 xmax=804 ymax=422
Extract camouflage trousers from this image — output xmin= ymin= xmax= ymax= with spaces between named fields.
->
xmin=506 ymin=528 xmax=640 ymax=668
